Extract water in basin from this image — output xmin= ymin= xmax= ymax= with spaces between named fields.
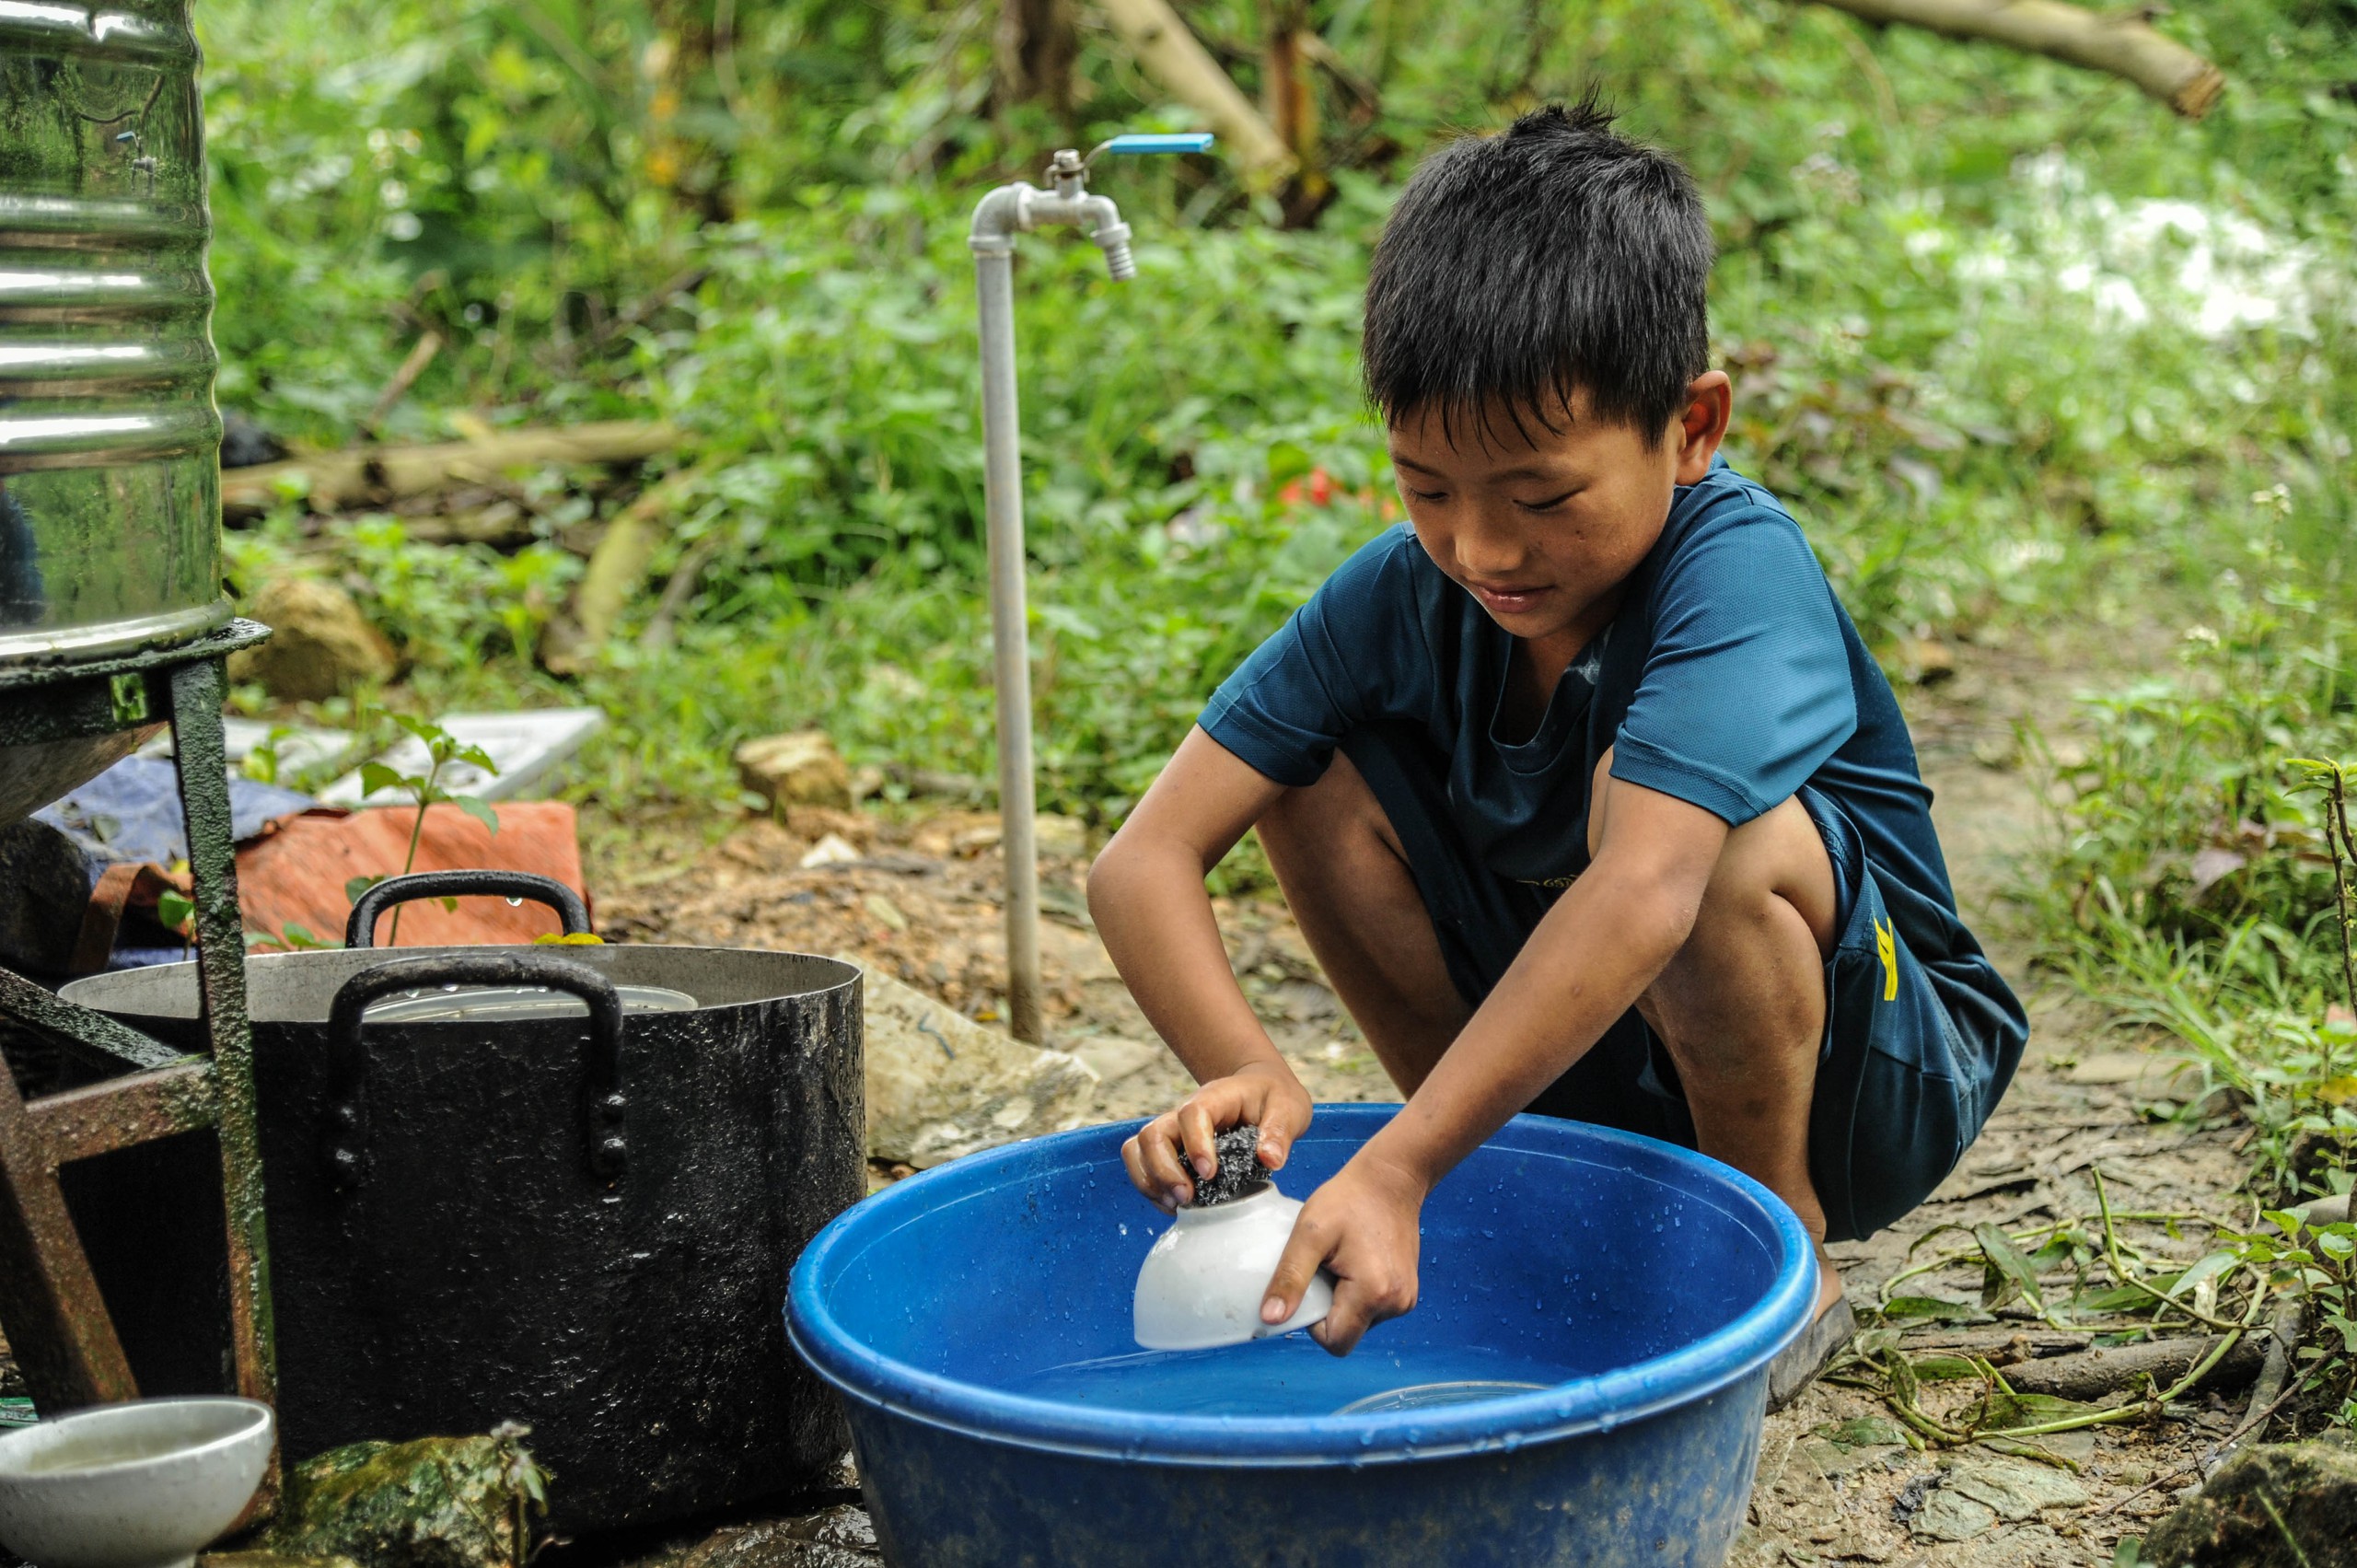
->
xmin=1016 ymin=1333 xmax=1569 ymax=1418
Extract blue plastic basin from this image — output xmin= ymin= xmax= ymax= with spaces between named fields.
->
xmin=787 ymin=1105 xmax=1815 ymax=1567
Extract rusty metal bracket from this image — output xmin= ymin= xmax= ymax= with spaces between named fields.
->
xmin=168 ymin=653 xmax=277 ymax=1410
xmin=0 ymin=624 xmax=277 ymax=1424
xmin=0 ymin=1021 xmax=140 ymax=1408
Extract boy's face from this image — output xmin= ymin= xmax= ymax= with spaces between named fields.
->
xmin=1387 ymin=374 xmax=1731 ymax=651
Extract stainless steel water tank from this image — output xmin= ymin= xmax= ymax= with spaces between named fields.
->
xmin=0 ymin=0 xmax=228 ymax=666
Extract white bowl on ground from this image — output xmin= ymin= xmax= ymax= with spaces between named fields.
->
xmin=0 ymin=1397 xmax=274 ymax=1568
xmin=1133 ymin=1184 xmax=1335 ymax=1351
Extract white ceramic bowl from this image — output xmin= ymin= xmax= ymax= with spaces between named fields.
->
xmin=0 ymin=1397 xmax=274 ymax=1568
xmin=1132 ymin=1185 xmax=1335 ymax=1351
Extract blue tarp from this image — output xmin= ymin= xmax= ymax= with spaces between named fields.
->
xmin=33 ymin=756 xmax=317 ymax=868
xmin=1 ymin=757 xmax=322 ymax=972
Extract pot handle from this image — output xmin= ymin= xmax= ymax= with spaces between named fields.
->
xmin=323 ymin=950 xmax=629 ymax=1190
xmin=344 ymin=869 xmax=593 ymax=949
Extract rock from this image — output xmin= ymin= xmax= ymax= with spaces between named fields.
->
xmin=1904 ymin=1456 xmax=2087 ymax=1543
xmin=1943 ymin=1454 xmax=2088 ymax=1519
xmin=2064 ymin=1050 xmax=2186 ymax=1093
xmin=856 ymin=965 xmax=1097 ymax=1167
xmin=1911 ymin=1484 xmax=1996 ymax=1540
xmin=1069 ymin=1034 xmax=1164 ymax=1086
xmin=907 ymin=812 xmax=1086 ymax=860
xmin=1797 ymin=1434 xmax=1907 ymax=1480
xmin=664 ymin=1505 xmax=881 ymax=1568
xmin=260 ymin=1429 xmax=546 ymax=1568
xmin=737 ymin=732 xmax=853 ymax=812
xmin=218 ymin=410 xmax=288 ymax=469
xmin=799 ymin=833 xmax=861 ymax=869
xmin=1035 ymin=813 xmax=1087 ymax=859
xmin=1898 ymin=636 xmax=1957 ymax=685
xmin=2281 ymin=1193 xmax=2353 ymax=1234
xmin=1814 ymin=1416 xmax=1912 ymax=1449
xmin=2145 ymin=1440 xmax=2357 ymax=1566
xmin=228 ymin=577 xmax=397 ymax=702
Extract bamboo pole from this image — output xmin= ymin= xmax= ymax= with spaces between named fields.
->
xmin=1814 ymin=0 xmax=2223 ymax=118
xmin=1095 ymin=0 xmax=1295 ymax=185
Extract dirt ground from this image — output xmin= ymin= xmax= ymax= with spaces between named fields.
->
xmin=585 ymin=625 xmax=2261 ymax=1568
xmin=1727 ymin=633 xmax=2255 ymax=1568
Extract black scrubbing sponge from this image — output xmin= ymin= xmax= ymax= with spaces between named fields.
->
xmin=1190 ymin=1124 xmax=1271 ymax=1208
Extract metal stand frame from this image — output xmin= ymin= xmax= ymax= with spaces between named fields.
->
xmin=0 ymin=620 xmax=275 ymax=1415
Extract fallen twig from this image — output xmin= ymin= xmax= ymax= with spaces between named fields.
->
xmin=638 ymin=531 xmax=727 ymax=651
xmin=1807 ymin=0 xmax=2223 ymax=118
xmin=2228 ymin=1294 xmax=2305 ymax=1458
xmin=540 ymin=461 xmax=714 ymax=674
xmin=2093 ymin=1166 xmax=2251 ymax=1334
xmin=2003 ymin=1334 xmax=2265 ymax=1401
xmin=222 ymin=421 xmax=679 ymax=518
xmin=2089 ymin=1378 xmax=2306 ymax=1517
xmin=586 ymin=265 xmax=712 ymax=355
xmin=358 ymin=330 xmax=444 ymax=440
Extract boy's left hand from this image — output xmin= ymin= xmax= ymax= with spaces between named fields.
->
xmin=1260 ymin=1151 xmax=1427 ymax=1356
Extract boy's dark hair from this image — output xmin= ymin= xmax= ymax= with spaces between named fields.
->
xmin=1363 ymin=95 xmax=1713 ymax=447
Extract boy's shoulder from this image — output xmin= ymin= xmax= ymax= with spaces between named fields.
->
xmin=1645 ymin=459 xmax=1831 ymax=600
xmin=1664 ymin=458 xmax=1808 ymax=550
xmin=1308 ymin=521 xmax=1446 ymax=616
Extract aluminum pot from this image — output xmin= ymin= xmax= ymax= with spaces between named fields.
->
xmin=57 ymin=873 xmax=865 ymax=1535
xmin=1 ymin=0 xmax=228 ymax=666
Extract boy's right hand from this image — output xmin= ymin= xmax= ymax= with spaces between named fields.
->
xmin=1121 ymin=1060 xmax=1312 ymax=1213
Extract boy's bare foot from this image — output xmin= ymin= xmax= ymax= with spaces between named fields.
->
xmin=1814 ymin=1242 xmax=1844 ymax=1318
xmin=1764 ymin=1249 xmax=1852 ymax=1413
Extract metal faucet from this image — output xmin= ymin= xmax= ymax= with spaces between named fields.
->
xmin=968 ymin=132 xmax=1213 ymax=1043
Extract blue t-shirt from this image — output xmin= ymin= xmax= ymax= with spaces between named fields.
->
xmin=1201 ymin=458 xmax=1968 ymax=957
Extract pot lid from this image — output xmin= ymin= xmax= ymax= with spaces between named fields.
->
xmin=361 ymin=982 xmax=698 ymax=1025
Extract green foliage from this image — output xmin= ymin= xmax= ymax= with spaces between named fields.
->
xmin=325 ymin=713 xmax=505 ymax=948
xmin=198 ymin=0 xmax=2355 ymax=923
xmin=2031 ymin=482 xmax=2357 ymax=1199
xmin=2230 ymin=1212 xmax=2357 ymax=1426
xmin=261 ymin=1426 xmax=549 ymax=1568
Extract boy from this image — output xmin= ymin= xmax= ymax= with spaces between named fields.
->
xmin=1086 ymin=100 xmax=2027 ymax=1407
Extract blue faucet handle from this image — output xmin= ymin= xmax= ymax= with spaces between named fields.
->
xmin=1102 ymin=133 xmax=1215 ymax=155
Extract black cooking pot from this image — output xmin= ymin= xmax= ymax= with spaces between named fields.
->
xmin=56 ymin=872 xmax=865 ymax=1535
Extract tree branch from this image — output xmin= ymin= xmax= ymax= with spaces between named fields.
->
xmin=1093 ymin=0 xmax=1296 ymax=185
xmin=1812 ymin=0 xmax=2223 ymax=118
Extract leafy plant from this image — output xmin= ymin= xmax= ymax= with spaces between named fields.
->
xmin=343 ymin=713 xmax=505 ymax=946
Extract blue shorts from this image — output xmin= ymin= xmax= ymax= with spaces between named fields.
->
xmin=1338 ymin=723 xmax=2023 ymax=1243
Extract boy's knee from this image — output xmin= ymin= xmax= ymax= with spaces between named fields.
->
xmin=1641 ymin=796 xmax=1837 ymax=1057
xmin=1689 ymin=796 xmax=1838 ymax=958
xmin=1589 ymin=752 xmax=1835 ymax=960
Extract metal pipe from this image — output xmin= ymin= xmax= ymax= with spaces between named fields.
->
xmin=966 ymin=138 xmax=1206 ymax=1040
xmin=971 ymin=229 xmax=1046 ymax=1043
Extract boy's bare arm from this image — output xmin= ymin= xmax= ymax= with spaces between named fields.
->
xmin=1261 ymin=776 xmax=1732 ymax=1353
xmin=1087 ymin=726 xmax=1306 ymax=1206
